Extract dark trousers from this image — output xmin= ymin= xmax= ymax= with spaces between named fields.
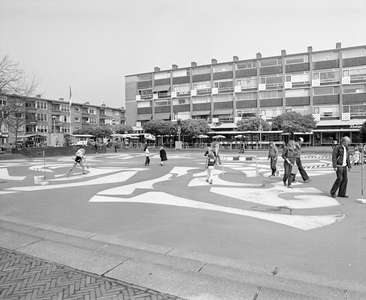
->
xmin=270 ymin=157 xmax=277 ymax=175
xmin=283 ymin=161 xmax=294 ymax=186
xmin=293 ymin=158 xmax=309 ymax=181
xmin=145 ymin=156 xmax=150 ymax=165
xmin=330 ymin=166 xmax=348 ymax=196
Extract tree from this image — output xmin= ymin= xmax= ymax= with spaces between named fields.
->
xmin=115 ymin=124 xmax=133 ymax=134
xmin=142 ymin=120 xmax=173 ymax=136
xmin=237 ymin=117 xmax=271 ymax=131
xmin=180 ymin=119 xmax=210 ymax=137
xmin=6 ymin=97 xmax=27 ymax=147
xmin=271 ymin=112 xmax=317 ymax=138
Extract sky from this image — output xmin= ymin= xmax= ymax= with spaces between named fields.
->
xmin=1 ymin=0 xmax=366 ymax=110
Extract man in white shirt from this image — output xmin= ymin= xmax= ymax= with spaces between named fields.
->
xmin=330 ymin=136 xmax=351 ymax=198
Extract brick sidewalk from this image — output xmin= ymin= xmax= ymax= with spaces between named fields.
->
xmin=0 ymin=247 xmax=185 ymax=300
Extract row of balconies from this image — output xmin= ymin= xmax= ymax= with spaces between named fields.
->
xmin=136 ymin=76 xmax=365 ymax=100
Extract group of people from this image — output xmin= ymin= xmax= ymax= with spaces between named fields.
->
xmin=143 ymin=144 xmax=168 ymax=166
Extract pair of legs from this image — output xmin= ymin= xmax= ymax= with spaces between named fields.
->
xmin=269 ymin=157 xmax=278 ymax=176
xmin=66 ymin=161 xmax=86 ymax=177
xmin=283 ymin=161 xmax=294 ymax=187
xmin=330 ymin=166 xmax=348 ymax=197
xmin=206 ymin=166 xmax=214 ymax=184
xmin=293 ymin=158 xmax=310 ymax=182
xmin=145 ymin=156 xmax=150 ymax=165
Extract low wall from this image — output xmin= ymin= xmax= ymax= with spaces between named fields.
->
xmin=12 ymin=145 xmax=107 ymax=158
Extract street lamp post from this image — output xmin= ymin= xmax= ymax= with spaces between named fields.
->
xmin=52 ymin=116 xmax=56 ymax=146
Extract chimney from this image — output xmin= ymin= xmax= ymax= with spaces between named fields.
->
xmin=191 ymin=61 xmax=197 ymax=67
xmin=59 ymin=98 xmax=64 ymax=101
xmin=233 ymin=56 xmax=239 ymax=61
xmin=281 ymin=49 xmax=286 ymax=56
xmin=307 ymin=46 xmax=313 ymax=53
xmin=211 ymin=58 xmax=217 ymax=64
xmin=256 ymin=52 xmax=262 ymax=59
xmin=172 ymin=64 xmax=178 ymax=69
xmin=84 ymin=102 xmax=90 ymax=105
xmin=36 ymin=94 xmax=41 ymax=98
xmin=154 ymin=67 xmax=160 ymax=72
xmin=336 ymin=42 xmax=342 ymax=49
xmin=101 ymin=102 xmax=106 ymax=107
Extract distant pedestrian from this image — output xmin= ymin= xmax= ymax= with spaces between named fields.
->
xmin=293 ymin=138 xmax=311 ymax=183
xmin=159 ymin=145 xmax=167 ymax=166
xmin=282 ymin=140 xmax=296 ymax=188
xmin=144 ymin=144 xmax=150 ymax=166
xmin=213 ymin=142 xmax=221 ymax=165
xmin=268 ymin=141 xmax=279 ymax=177
xmin=66 ymin=148 xmax=89 ymax=177
xmin=205 ymin=149 xmax=216 ymax=184
xmin=94 ymin=141 xmax=98 ymax=154
xmin=330 ymin=136 xmax=352 ymax=198
xmin=239 ymin=143 xmax=245 ymax=153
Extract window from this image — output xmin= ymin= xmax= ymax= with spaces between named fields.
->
xmin=155 ymin=99 xmax=170 ymax=106
xmin=285 ymin=89 xmax=310 ymax=97
xmin=0 ymin=95 xmax=7 ymax=105
xmin=317 ymin=105 xmax=339 ymax=117
xmin=192 ymin=96 xmax=210 ymax=104
xmin=114 ymin=111 xmax=120 ymax=116
xmin=213 ymin=94 xmax=233 ymax=102
xmin=343 ymin=84 xmax=366 ymax=94
xmin=193 ymin=81 xmax=211 ymax=90
xmin=173 ymin=69 xmax=189 ymax=77
xmin=312 ymin=52 xmax=338 ymax=61
xmin=260 ymin=58 xmax=281 ymax=67
xmin=36 ymin=101 xmax=47 ymax=110
xmin=75 ymin=117 xmax=80 ymax=122
xmin=138 ymin=74 xmax=152 ymax=81
xmin=88 ymin=108 xmax=96 ymax=114
xmin=106 ymin=109 xmax=112 ymax=116
xmin=260 ymin=75 xmax=282 ymax=87
xmin=213 ymin=64 xmax=232 ymax=72
xmin=74 ymin=106 xmax=80 ymax=112
xmin=344 ymin=104 xmax=366 ymax=117
xmin=173 ymin=84 xmax=190 ymax=93
xmin=139 ymin=88 xmax=153 ymax=98
xmin=260 ymin=90 xmax=282 ymax=99
xmin=192 ymin=66 xmax=210 ymax=75
xmin=25 ymin=101 xmax=36 ymax=108
xmin=285 ymin=107 xmax=311 ymax=115
xmin=237 ymin=110 xmax=257 ymax=118
xmin=61 ymin=104 xmax=68 ymax=111
xmin=236 ymin=61 xmax=256 ymax=69
xmin=237 ymin=77 xmax=257 ymax=89
xmin=90 ymin=118 xmax=97 ymax=124
xmin=213 ymin=80 xmax=233 ymax=89
xmin=154 ymin=72 xmax=170 ymax=80
xmin=285 ymin=55 xmax=308 ymax=64
xmin=236 ymin=92 xmax=257 ymax=100
xmin=342 ymin=48 xmax=366 ymax=59
xmin=137 ymin=101 xmax=152 ymax=108
xmin=343 ymin=67 xmax=366 ymax=81
xmin=286 ymin=72 xmax=310 ymax=83
xmin=36 ymin=113 xmax=48 ymax=121
xmin=263 ymin=108 xmax=283 ymax=118
xmin=173 ymin=98 xmax=189 ymax=105
xmin=313 ymin=87 xmax=340 ymax=95
xmin=313 ymin=70 xmax=339 ymax=82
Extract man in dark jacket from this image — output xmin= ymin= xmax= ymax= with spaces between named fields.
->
xmin=330 ymin=136 xmax=352 ymax=198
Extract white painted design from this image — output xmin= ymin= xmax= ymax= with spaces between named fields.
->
xmin=0 ymin=168 xmax=26 ymax=181
xmin=97 ymin=174 xmax=172 ymax=195
xmin=89 ymin=192 xmax=344 ymax=230
xmin=6 ymin=171 xmax=138 ymax=191
xmin=211 ymin=181 xmax=338 ymax=209
xmin=0 ymin=191 xmax=16 ymax=195
xmin=188 ymin=177 xmax=264 ymax=187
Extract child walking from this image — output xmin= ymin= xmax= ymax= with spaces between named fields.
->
xmin=66 ymin=148 xmax=89 ymax=177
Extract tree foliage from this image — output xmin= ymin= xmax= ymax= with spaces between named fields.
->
xmin=115 ymin=124 xmax=134 ymax=134
xmin=236 ymin=117 xmax=271 ymax=131
xmin=271 ymin=112 xmax=317 ymax=136
xmin=142 ymin=120 xmax=177 ymax=136
xmin=72 ymin=127 xmax=112 ymax=138
xmin=180 ymin=119 xmax=210 ymax=136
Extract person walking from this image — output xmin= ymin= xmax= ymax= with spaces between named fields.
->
xmin=268 ymin=141 xmax=279 ymax=177
xmin=66 ymin=148 xmax=89 ymax=177
xmin=213 ymin=142 xmax=221 ymax=165
xmin=282 ymin=140 xmax=296 ymax=188
xmin=144 ymin=144 xmax=150 ymax=166
xmin=293 ymin=137 xmax=311 ymax=183
xmin=159 ymin=145 xmax=167 ymax=166
xmin=330 ymin=136 xmax=352 ymax=198
xmin=205 ymin=149 xmax=216 ymax=184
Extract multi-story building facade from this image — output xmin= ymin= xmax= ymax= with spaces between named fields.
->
xmin=0 ymin=94 xmax=126 ymax=146
xmin=125 ymin=43 xmax=366 ymax=146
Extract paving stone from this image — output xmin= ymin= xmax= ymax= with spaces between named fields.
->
xmin=0 ymin=247 xmax=184 ymax=300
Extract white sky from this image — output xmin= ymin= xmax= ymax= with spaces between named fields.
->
xmin=1 ymin=0 xmax=365 ymax=109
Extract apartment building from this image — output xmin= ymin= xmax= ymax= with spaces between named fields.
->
xmin=0 ymin=94 xmax=126 ymax=146
xmin=125 ymin=43 xmax=366 ymax=146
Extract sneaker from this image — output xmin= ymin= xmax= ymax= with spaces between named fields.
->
xmin=283 ymin=182 xmax=287 ymax=186
xmin=330 ymin=193 xmax=336 ymax=198
xmin=304 ymin=179 xmax=312 ymax=183
xmin=209 ymin=181 xmax=213 ymax=184
xmin=269 ymin=175 xmax=274 ymax=177
xmin=206 ymin=179 xmax=209 ymax=183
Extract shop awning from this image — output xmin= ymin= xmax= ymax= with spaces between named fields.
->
xmin=136 ymin=114 xmax=152 ymax=121
xmin=191 ymin=110 xmax=211 ymax=116
xmin=213 ymin=109 xmax=233 ymax=115
xmin=154 ymin=113 xmax=171 ymax=120
xmin=153 ymin=85 xmax=171 ymax=92
xmin=312 ymin=129 xmax=359 ymax=132
xmin=316 ymin=119 xmax=366 ymax=126
xmin=16 ymin=134 xmax=47 ymax=139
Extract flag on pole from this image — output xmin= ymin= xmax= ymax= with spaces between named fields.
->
xmin=69 ymin=86 xmax=72 ymax=107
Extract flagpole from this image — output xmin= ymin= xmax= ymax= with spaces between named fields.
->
xmin=69 ymin=86 xmax=72 ymax=135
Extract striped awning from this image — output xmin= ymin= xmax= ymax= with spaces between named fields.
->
xmin=154 ymin=113 xmax=171 ymax=120
xmin=136 ymin=114 xmax=152 ymax=121
xmin=191 ymin=110 xmax=211 ymax=116
xmin=153 ymin=85 xmax=171 ymax=92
